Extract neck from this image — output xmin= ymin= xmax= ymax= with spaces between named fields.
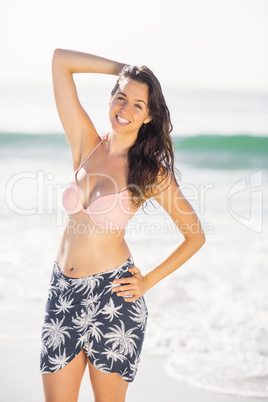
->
xmin=106 ymin=130 xmax=137 ymax=157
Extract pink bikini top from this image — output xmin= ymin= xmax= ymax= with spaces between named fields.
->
xmin=61 ymin=133 xmax=130 ymax=230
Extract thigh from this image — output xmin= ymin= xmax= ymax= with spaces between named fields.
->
xmin=42 ymin=349 xmax=88 ymax=402
xmin=87 ymin=359 xmax=129 ymax=402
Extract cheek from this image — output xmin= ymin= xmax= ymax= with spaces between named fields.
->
xmin=109 ymin=101 xmax=118 ymax=117
xmin=110 ymin=100 xmax=122 ymax=113
xmin=137 ymin=112 xmax=149 ymax=124
xmin=108 ymin=106 xmax=114 ymax=122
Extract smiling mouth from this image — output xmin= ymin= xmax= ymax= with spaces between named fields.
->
xmin=116 ymin=115 xmax=131 ymax=125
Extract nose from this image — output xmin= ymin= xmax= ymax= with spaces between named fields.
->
xmin=120 ymin=100 xmax=130 ymax=113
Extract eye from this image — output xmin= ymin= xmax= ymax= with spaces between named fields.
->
xmin=117 ymin=96 xmax=125 ymax=101
xmin=134 ymin=104 xmax=142 ymax=109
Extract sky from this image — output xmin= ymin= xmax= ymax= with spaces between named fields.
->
xmin=1 ymin=0 xmax=268 ymax=92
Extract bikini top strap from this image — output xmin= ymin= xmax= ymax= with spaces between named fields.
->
xmin=76 ymin=132 xmax=109 ymax=173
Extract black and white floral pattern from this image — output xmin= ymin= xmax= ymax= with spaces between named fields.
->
xmin=40 ymin=256 xmax=148 ymax=382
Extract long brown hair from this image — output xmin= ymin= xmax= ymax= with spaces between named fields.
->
xmin=111 ymin=65 xmax=179 ymax=207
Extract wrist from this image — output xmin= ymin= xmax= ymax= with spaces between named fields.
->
xmin=144 ymin=273 xmax=154 ymax=292
xmin=113 ymin=61 xmax=126 ymax=76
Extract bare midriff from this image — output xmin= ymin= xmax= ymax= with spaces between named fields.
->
xmin=55 ymin=212 xmax=132 ymax=278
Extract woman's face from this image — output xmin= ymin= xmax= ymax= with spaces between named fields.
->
xmin=109 ymin=77 xmax=151 ymax=136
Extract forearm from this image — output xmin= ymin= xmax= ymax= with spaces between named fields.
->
xmin=52 ymin=48 xmax=126 ymax=76
xmin=144 ymin=234 xmax=205 ymax=291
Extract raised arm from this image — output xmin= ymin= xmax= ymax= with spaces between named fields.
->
xmin=52 ymin=49 xmax=126 ymax=169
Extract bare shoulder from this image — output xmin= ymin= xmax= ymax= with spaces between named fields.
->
xmin=152 ymin=166 xmax=196 ymax=220
xmin=152 ymin=168 xmax=181 ymax=210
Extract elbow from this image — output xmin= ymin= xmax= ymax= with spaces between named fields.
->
xmin=200 ymin=232 xmax=206 ymax=248
xmin=195 ymin=222 xmax=206 ymax=250
xmin=186 ymin=230 xmax=206 ymax=252
xmin=52 ymin=48 xmax=68 ymax=67
xmin=193 ymin=233 xmax=206 ymax=251
xmin=196 ymin=231 xmax=206 ymax=252
xmin=52 ymin=48 xmax=63 ymax=62
xmin=52 ymin=49 xmax=68 ymax=73
xmin=187 ymin=233 xmax=205 ymax=256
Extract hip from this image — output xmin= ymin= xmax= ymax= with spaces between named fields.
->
xmin=44 ymin=255 xmax=148 ymax=320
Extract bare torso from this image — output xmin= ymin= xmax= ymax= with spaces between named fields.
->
xmin=55 ymin=135 xmax=140 ymax=278
xmin=55 ymin=221 xmax=132 ymax=277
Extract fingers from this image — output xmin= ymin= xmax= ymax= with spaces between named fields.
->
xmin=112 ymin=266 xmax=140 ymax=287
xmin=112 ymin=282 xmax=136 ymax=296
xmin=111 ymin=266 xmax=144 ymax=302
xmin=112 ymin=284 xmax=131 ymax=293
xmin=112 ymin=287 xmax=139 ymax=302
xmin=112 ymin=285 xmax=136 ymax=301
xmin=123 ymin=295 xmax=137 ymax=303
xmin=128 ymin=266 xmax=140 ymax=274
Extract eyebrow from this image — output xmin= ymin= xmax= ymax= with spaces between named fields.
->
xmin=117 ymin=92 xmax=147 ymax=106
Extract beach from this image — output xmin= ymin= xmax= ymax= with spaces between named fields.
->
xmin=1 ymin=340 xmax=267 ymax=402
xmin=1 ymin=0 xmax=268 ymax=397
xmin=1 ymin=86 xmax=268 ymax=400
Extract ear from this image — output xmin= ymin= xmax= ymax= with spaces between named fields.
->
xmin=144 ymin=115 xmax=152 ymax=125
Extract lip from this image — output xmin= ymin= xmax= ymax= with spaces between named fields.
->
xmin=116 ymin=114 xmax=131 ymax=126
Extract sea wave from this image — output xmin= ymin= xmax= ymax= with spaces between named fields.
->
xmin=1 ymin=132 xmax=268 ymax=169
xmin=174 ymin=134 xmax=268 ymax=169
xmin=175 ymin=134 xmax=268 ymax=153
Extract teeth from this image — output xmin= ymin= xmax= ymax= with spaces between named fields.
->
xmin=117 ymin=115 xmax=130 ymax=124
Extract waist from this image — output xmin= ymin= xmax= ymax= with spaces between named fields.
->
xmin=56 ymin=227 xmax=131 ymax=277
xmin=54 ymin=255 xmax=134 ymax=283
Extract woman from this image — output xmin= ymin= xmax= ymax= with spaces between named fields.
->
xmin=40 ymin=49 xmax=205 ymax=401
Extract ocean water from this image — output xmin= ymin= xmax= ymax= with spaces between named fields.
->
xmin=1 ymin=86 xmax=268 ymax=397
